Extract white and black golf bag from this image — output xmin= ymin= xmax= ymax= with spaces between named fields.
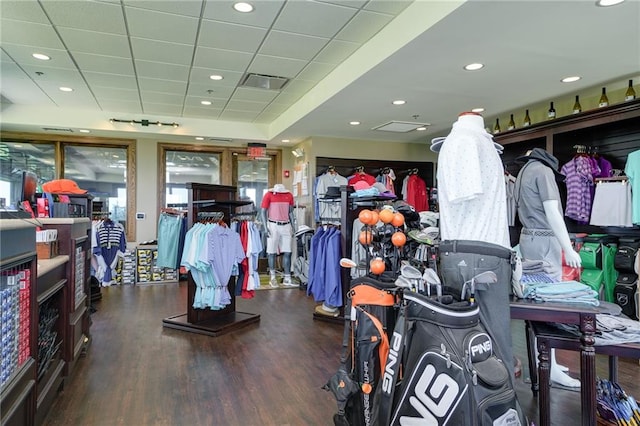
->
xmin=376 ymin=290 xmax=527 ymax=426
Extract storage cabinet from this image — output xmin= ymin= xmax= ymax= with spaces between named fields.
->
xmin=38 ymin=218 xmax=92 ymax=378
xmin=1 ymin=221 xmax=37 ymax=426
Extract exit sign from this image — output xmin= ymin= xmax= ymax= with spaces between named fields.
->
xmin=247 ymin=143 xmax=267 ymax=158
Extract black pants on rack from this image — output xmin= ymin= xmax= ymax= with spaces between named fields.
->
xmin=438 ymin=239 xmax=516 ymax=384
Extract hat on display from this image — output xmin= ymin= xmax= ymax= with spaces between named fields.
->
xmin=372 ymin=182 xmax=395 ymax=197
xmin=270 ymin=183 xmax=289 ymax=193
xmin=430 ymin=136 xmax=504 ymax=154
xmin=42 ymin=179 xmax=87 ymax=194
xmin=352 ymin=181 xmax=371 ymax=191
xmin=322 ymin=186 xmax=341 ymax=199
xmin=295 ymin=225 xmax=314 ymax=237
xmin=419 ymin=211 xmax=439 ymax=227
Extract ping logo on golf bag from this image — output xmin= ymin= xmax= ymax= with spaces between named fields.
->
xmin=391 ymin=352 xmax=468 ymax=426
xmin=382 ymin=330 xmax=403 ymax=394
xmin=467 ymin=333 xmax=492 ymax=362
xmin=617 ymin=293 xmax=629 ymax=306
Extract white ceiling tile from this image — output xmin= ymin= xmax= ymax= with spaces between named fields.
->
xmin=125 ymin=7 xmax=199 ymax=44
xmin=141 ymin=91 xmax=185 ymax=105
xmin=0 ymin=1 xmax=50 ymax=24
xmin=48 ymin=93 xmax=100 ymax=108
xmin=124 ymin=0 xmax=204 ymax=18
xmin=260 ymin=102 xmax=290 ymax=115
xmin=143 ymin=102 xmax=183 ymax=115
xmin=1 ymin=61 xmax=30 ymax=80
xmin=279 ymin=79 xmax=317 ymax=95
xmin=274 ymin=1 xmax=357 ymax=38
xmin=21 ymin=65 xmax=85 ymax=84
xmin=248 ymin=55 xmax=307 ymax=79
xmin=316 ymin=0 xmax=368 ymax=8
xmin=0 ymin=49 xmax=15 ymax=64
xmin=297 ymin=61 xmax=335 ymax=82
xmin=259 ymin=31 xmax=328 ymax=61
xmin=100 ymin=99 xmax=143 ymax=113
xmin=131 ymin=38 xmax=194 ymax=65
xmin=184 ymin=96 xmax=226 ymax=108
xmin=135 ymin=60 xmax=190 ymax=81
xmin=186 ymin=83 xmax=234 ymax=99
xmin=0 ymin=19 xmax=65 ymax=49
xmin=219 ymin=109 xmax=260 ymax=121
xmin=40 ymin=0 xmax=127 ymax=35
xmin=232 ymin=87 xmax=279 ymax=103
xmin=364 ymin=0 xmax=412 ymax=15
xmin=314 ymin=39 xmax=360 ymax=64
xmin=193 ymin=46 xmax=252 ymax=72
xmin=58 ymin=28 xmax=131 ymax=57
xmin=271 ymin=91 xmax=304 ymax=104
xmin=335 ymin=10 xmax=393 ymax=43
xmin=198 ymin=20 xmax=267 ymax=53
xmin=202 ymin=0 xmax=284 ymax=28
xmin=1 ymin=44 xmax=76 ymax=69
xmin=226 ymin=99 xmax=268 ymax=112
xmin=138 ymin=77 xmax=187 ymax=94
xmin=84 ymin=71 xmax=138 ymax=90
xmin=73 ymin=52 xmax=135 ymax=75
xmin=92 ymin=86 xmax=140 ymax=101
xmin=183 ymin=105 xmax=222 ymax=118
xmin=0 ymin=77 xmax=54 ymax=105
xmin=189 ymin=67 xmax=244 ymax=87
xmin=253 ymin=111 xmax=279 ymax=123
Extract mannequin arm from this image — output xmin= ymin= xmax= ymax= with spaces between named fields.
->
xmin=288 ymin=206 xmax=296 ymax=232
xmin=542 ymin=200 xmax=581 ymax=268
xmin=261 ymin=208 xmax=270 ymax=237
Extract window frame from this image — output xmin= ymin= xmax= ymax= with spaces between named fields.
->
xmin=1 ymin=132 xmax=137 ymax=241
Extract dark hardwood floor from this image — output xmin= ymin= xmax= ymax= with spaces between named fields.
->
xmin=42 ymin=282 xmax=640 ymax=426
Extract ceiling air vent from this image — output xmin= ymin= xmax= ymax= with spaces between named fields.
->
xmin=42 ymin=127 xmax=74 ymax=132
xmin=372 ymin=121 xmax=430 ymax=133
xmin=208 ymin=137 xmax=232 ymax=143
xmin=241 ymin=73 xmax=289 ymax=91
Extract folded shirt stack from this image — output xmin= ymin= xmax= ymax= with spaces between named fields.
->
xmin=522 ymin=280 xmax=600 ymax=306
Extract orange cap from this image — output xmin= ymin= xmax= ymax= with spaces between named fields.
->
xmin=42 ymin=179 xmax=87 ymax=194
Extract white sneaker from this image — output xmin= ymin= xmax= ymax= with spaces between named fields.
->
xmin=282 ymin=276 xmax=297 ymax=287
xmin=269 ymin=276 xmax=279 ymax=288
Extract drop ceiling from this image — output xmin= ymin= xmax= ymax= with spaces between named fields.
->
xmin=1 ymin=0 xmax=639 ymax=146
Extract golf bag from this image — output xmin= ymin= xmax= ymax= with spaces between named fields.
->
xmin=324 ymin=275 xmax=401 ymax=426
xmin=376 ymin=290 xmax=527 ymax=426
xmin=293 ymin=227 xmax=314 ymax=287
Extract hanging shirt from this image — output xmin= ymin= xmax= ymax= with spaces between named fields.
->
xmin=625 ymin=149 xmax=640 ymax=224
xmin=93 ymin=221 xmax=127 ymax=284
xmin=316 ymin=172 xmax=347 ymax=223
xmin=505 ymin=173 xmax=517 ymax=227
xmin=405 ymin=174 xmax=428 ymax=212
xmin=437 ymin=120 xmax=510 ymax=248
xmin=347 ymin=172 xmax=376 ymax=186
xmin=561 ymin=155 xmax=599 ymax=223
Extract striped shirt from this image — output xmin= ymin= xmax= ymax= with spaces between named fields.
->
xmin=261 ymin=191 xmax=293 ymax=222
xmin=561 ymin=155 xmax=599 ymax=223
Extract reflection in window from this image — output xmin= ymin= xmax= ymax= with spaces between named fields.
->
xmin=0 ymin=142 xmax=55 ymax=208
xmin=237 ymin=159 xmax=269 ymax=210
xmin=165 ymin=151 xmax=220 ymax=207
xmin=64 ymin=145 xmax=127 ymax=227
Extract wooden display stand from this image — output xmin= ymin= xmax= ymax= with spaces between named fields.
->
xmin=162 ymin=183 xmax=260 ymax=337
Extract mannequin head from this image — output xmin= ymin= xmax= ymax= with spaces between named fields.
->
xmin=456 ymin=112 xmax=485 ymax=130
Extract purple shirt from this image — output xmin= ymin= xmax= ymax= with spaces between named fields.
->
xmin=561 ymin=155 xmax=599 ymax=223
xmin=207 ymin=226 xmax=246 ymax=288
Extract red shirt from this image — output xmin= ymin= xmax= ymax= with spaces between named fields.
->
xmin=261 ymin=191 xmax=293 ymax=222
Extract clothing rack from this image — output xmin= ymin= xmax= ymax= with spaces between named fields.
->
xmin=162 ymin=183 xmax=259 ymax=336
xmin=160 ymin=207 xmax=187 ymax=216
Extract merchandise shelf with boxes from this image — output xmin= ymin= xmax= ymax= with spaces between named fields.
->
xmin=135 ymin=245 xmax=178 ymax=285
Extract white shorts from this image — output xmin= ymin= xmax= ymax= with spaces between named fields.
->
xmin=267 ymin=221 xmax=292 ymax=254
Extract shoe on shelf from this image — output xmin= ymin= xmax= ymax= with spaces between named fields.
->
xmin=269 ymin=277 xmax=279 ymax=288
xmin=282 ymin=276 xmax=297 ymax=287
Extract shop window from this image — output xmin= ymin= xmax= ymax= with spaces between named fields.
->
xmin=0 ymin=142 xmax=55 ymax=209
xmin=162 ymin=148 xmax=221 ymax=208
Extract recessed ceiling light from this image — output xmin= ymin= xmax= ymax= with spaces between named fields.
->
xmin=596 ymin=0 xmax=624 ymax=6
xmin=233 ymin=2 xmax=254 ymax=12
xmin=209 ymin=74 xmax=223 ymax=81
xmin=59 ymin=86 xmax=73 ymax=92
xmin=195 ymin=137 xmax=204 ymax=141
xmin=281 ymin=139 xmax=290 ymax=143
xmin=464 ymin=63 xmax=484 ymax=71
xmin=392 ymin=100 xmax=406 ymax=105
xmin=471 ymin=107 xmax=485 ymax=113
xmin=416 ymin=127 xmax=427 ymax=131
xmin=349 ymin=121 xmax=360 ymax=125
xmin=201 ymin=100 xmax=212 ymax=105
xmin=561 ymin=76 xmax=581 ymax=83
xmin=79 ymin=129 xmax=90 ymax=133
xmin=32 ymin=53 xmax=50 ymax=61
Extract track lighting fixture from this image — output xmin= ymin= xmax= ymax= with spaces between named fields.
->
xmin=109 ymin=118 xmax=179 ymax=128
